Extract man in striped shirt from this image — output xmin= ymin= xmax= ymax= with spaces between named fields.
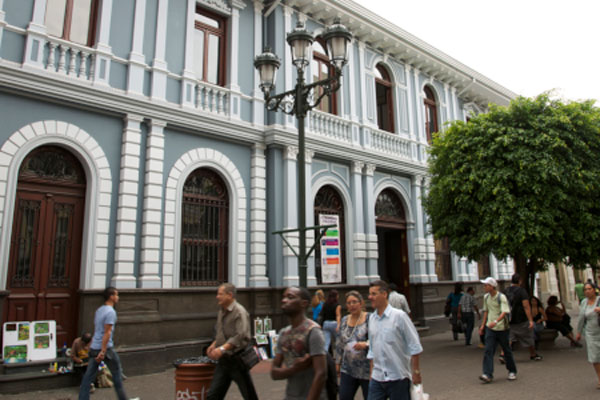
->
xmin=458 ymin=287 xmax=480 ymax=346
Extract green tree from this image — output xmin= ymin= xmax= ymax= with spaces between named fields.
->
xmin=424 ymin=94 xmax=600 ymax=292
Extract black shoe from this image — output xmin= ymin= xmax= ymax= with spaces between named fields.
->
xmin=530 ymin=354 xmax=543 ymax=361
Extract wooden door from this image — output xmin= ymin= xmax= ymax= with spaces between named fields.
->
xmin=4 ymin=146 xmax=85 ymax=347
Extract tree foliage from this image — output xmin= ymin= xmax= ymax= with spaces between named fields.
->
xmin=424 ymin=94 xmax=600 ymax=290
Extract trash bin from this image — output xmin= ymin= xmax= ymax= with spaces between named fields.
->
xmin=173 ymin=356 xmax=216 ymax=400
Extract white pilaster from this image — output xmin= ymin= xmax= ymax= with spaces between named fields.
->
xmin=421 ymin=177 xmax=437 ymax=282
xmin=252 ymin=0 xmax=264 ymax=126
xmin=181 ymin=0 xmax=197 ymax=108
xmin=139 ymin=119 xmax=166 ymax=288
xmin=351 ymin=161 xmax=368 ymax=284
xmin=410 ymin=175 xmax=428 ymax=283
xmin=0 ymin=0 xmax=7 ymax=47
xmin=282 ymin=146 xmax=299 ymax=286
xmin=127 ymin=0 xmax=147 ymax=95
xmin=23 ymin=0 xmax=48 ymax=68
xmin=227 ymin=1 xmax=245 ymax=120
xmin=363 ymin=164 xmax=378 ymax=280
xmin=112 ymin=114 xmax=144 ymax=288
xmin=358 ymin=42 xmax=368 ymax=126
xmin=413 ymin=68 xmax=425 ymax=143
xmin=92 ymin=0 xmax=114 ymax=86
xmin=151 ymin=0 xmax=169 ymax=101
xmin=249 ymin=144 xmax=269 ymax=287
xmin=304 ymin=150 xmax=317 ymax=287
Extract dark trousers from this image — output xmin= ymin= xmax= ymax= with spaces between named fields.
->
xmin=78 ymin=348 xmax=127 ymax=400
xmin=339 ymin=372 xmax=369 ymax=400
xmin=207 ymin=356 xmax=258 ymax=400
xmin=482 ymin=327 xmax=516 ymax=378
xmin=462 ymin=312 xmax=475 ymax=345
xmin=368 ymin=378 xmax=411 ymax=400
xmin=450 ymin=307 xmax=460 ymax=339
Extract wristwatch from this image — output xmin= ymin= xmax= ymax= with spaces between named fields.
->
xmin=219 ymin=346 xmax=226 ymax=353
xmin=413 ymin=369 xmax=421 ymax=374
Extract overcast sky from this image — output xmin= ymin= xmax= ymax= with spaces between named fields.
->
xmin=353 ymin=0 xmax=600 ymax=104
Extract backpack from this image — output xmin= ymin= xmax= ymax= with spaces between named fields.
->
xmin=484 ymin=292 xmax=510 ymax=326
xmin=307 ymin=327 xmax=338 ymax=400
xmin=504 ymin=286 xmax=526 ymax=324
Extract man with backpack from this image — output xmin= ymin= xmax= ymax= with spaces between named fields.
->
xmin=478 ymin=277 xmax=517 ymax=383
xmin=271 ymin=286 xmax=329 ymax=400
xmin=504 ymin=273 xmax=542 ymax=361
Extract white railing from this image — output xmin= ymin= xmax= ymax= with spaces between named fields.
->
xmin=370 ymin=128 xmax=415 ymax=160
xmin=44 ymin=37 xmax=95 ymax=81
xmin=195 ymin=81 xmax=229 ymax=116
xmin=307 ymin=109 xmax=352 ymax=144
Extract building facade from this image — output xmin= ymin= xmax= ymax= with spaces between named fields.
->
xmin=0 ymin=0 xmax=516 ymax=370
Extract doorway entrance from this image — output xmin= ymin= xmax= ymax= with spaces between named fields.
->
xmin=3 ymin=146 xmax=86 ymax=347
xmin=375 ymin=189 xmax=410 ymax=300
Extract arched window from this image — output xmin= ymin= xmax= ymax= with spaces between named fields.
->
xmin=424 ymin=86 xmax=438 ymax=144
xmin=45 ymin=0 xmax=99 ymax=46
xmin=194 ymin=7 xmax=227 ymax=86
xmin=181 ymin=168 xmax=229 ymax=286
xmin=375 ymin=189 xmax=406 ymax=228
xmin=314 ymin=185 xmax=346 ymax=284
xmin=375 ymin=64 xmax=395 ymax=133
xmin=311 ymin=40 xmax=337 ymax=114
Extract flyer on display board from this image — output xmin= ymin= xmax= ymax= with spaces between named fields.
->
xmin=319 ymin=214 xmax=342 ymax=283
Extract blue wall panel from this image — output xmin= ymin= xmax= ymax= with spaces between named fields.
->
xmin=0 ymin=30 xmax=25 ymax=63
xmin=143 ymin=0 xmax=158 ymax=65
xmin=109 ymin=61 xmax=128 ymax=90
xmin=165 ymin=0 xmax=185 ymax=74
xmin=110 ymin=0 xmax=135 ymax=59
xmin=4 ymin=0 xmax=33 ymax=28
xmin=237 ymin=6 xmax=254 ymax=96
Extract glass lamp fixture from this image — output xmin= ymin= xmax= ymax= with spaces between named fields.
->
xmin=322 ymin=18 xmax=352 ymax=70
xmin=286 ymin=21 xmax=314 ymax=71
xmin=254 ymin=47 xmax=281 ymax=95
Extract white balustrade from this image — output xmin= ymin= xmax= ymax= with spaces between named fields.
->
xmin=370 ymin=128 xmax=416 ymax=161
xmin=195 ymin=82 xmax=230 ymax=116
xmin=43 ymin=37 xmax=94 ymax=80
xmin=307 ymin=109 xmax=352 ymax=144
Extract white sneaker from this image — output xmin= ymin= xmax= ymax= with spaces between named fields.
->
xmin=508 ymin=372 xmax=517 ymax=381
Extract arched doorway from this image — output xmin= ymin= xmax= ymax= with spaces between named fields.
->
xmin=375 ymin=189 xmax=410 ymax=299
xmin=180 ymin=168 xmax=229 ymax=286
xmin=4 ymin=146 xmax=86 ymax=347
xmin=314 ymin=185 xmax=346 ymax=284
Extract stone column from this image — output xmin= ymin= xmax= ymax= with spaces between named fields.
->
xmin=139 ymin=119 xmax=166 ymax=288
xmin=363 ymin=164 xmax=379 ymax=280
xmin=421 ymin=177 xmax=437 ymax=282
xmin=127 ymin=0 xmax=147 ymax=95
xmin=249 ymin=144 xmax=269 ymax=287
xmin=151 ymin=0 xmax=168 ymax=101
xmin=304 ymin=150 xmax=317 ymax=287
xmin=112 ymin=114 xmax=144 ymax=288
xmin=252 ymin=0 xmax=264 ymax=126
xmin=282 ymin=146 xmax=299 ymax=286
xmin=351 ymin=161 xmax=368 ymax=284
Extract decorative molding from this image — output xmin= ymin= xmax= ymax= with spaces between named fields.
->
xmin=0 ymin=121 xmax=112 ymax=290
xmin=364 ymin=163 xmax=376 ymax=176
xmin=352 ymin=161 xmax=364 ymax=174
xmin=197 ymin=0 xmax=232 ymax=15
xmin=284 ymin=146 xmax=299 ymax=161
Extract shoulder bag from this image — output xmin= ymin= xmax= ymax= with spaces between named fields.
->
xmin=237 ymin=344 xmax=260 ymax=370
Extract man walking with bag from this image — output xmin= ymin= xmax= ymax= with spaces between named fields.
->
xmin=479 ymin=277 xmax=517 ymax=383
xmin=207 ymin=283 xmax=258 ymax=400
xmin=505 ymin=273 xmax=542 ymax=361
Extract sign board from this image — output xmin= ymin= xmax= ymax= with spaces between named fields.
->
xmin=3 ymin=320 xmax=57 ymax=363
xmin=319 ymin=214 xmax=342 ymax=283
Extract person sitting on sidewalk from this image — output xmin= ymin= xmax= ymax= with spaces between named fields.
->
xmin=71 ymin=332 xmax=94 ymax=392
xmin=545 ymin=295 xmax=581 ymax=347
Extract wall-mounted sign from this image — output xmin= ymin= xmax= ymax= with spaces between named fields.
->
xmin=319 ymin=214 xmax=342 ymax=283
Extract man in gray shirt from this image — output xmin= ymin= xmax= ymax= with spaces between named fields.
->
xmin=272 ymin=287 xmax=327 ymax=400
xmin=207 ymin=283 xmax=257 ymax=400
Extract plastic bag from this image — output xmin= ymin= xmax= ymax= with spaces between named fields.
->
xmin=410 ymin=383 xmax=430 ymax=400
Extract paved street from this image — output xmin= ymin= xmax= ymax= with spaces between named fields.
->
xmin=1 ymin=325 xmax=597 ymax=400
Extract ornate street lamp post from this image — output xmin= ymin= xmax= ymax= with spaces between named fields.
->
xmin=254 ymin=19 xmax=352 ymax=288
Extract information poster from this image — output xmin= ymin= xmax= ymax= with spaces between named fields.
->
xmin=3 ymin=320 xmax=56 ymax=363
xmin=319 ymin=214 xmax=342 ymax=283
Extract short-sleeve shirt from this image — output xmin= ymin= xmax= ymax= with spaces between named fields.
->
xmin=388 ymin=291 xmax=411 ymax=314
xmin=482 ymin=292 xmax=510 ymax=331
xmin=459 ymin=293 xmax=476 ymax=313
xmin=276 ymin=319 xmax=327 ymax=400
xmin=504 ymin=285 xmax=529 ymax=324
xmin=447 ymin=292 xmax=463 ymax=308
xmin=91 ymin=305 xmax=117 ymax=350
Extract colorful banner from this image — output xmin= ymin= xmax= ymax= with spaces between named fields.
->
xmin=319 ymin=214 xmax=342 ymax=283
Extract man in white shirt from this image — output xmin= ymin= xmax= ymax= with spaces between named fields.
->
xmin=367 ymin=280 xmax=422 ymax=400
xmin=387 ymin=283 xmax=411 ymax=316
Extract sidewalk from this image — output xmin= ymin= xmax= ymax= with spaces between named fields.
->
xmin=0 ymin=328 xmax=596 ymax=399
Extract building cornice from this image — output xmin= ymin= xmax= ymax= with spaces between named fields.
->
xmin=278 ymin=0 xmax=517 ymax=107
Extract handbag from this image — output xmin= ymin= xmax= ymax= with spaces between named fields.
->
xmin=237 ymin=345 xmax=259 ymax=370
xmin=410 ymin=383 xmax=430 ymax=400
xmin=444 ymin=298 xmax=451 ymax=317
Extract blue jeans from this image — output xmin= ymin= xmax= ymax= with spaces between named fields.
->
xmin=462 ymin=312 xmax=475 ymax=345
xmin=78 ymin=348 xmax=127 ymax=400
xmin=368 ymin=378 xmax=410 ymax=400
xmin=322 ymin=320 xmax=337 ymax=352
xmin=339 ymin=372 xmax=369 ymax=400
xmin=482 ymin=327 xmax=516 ymax=378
